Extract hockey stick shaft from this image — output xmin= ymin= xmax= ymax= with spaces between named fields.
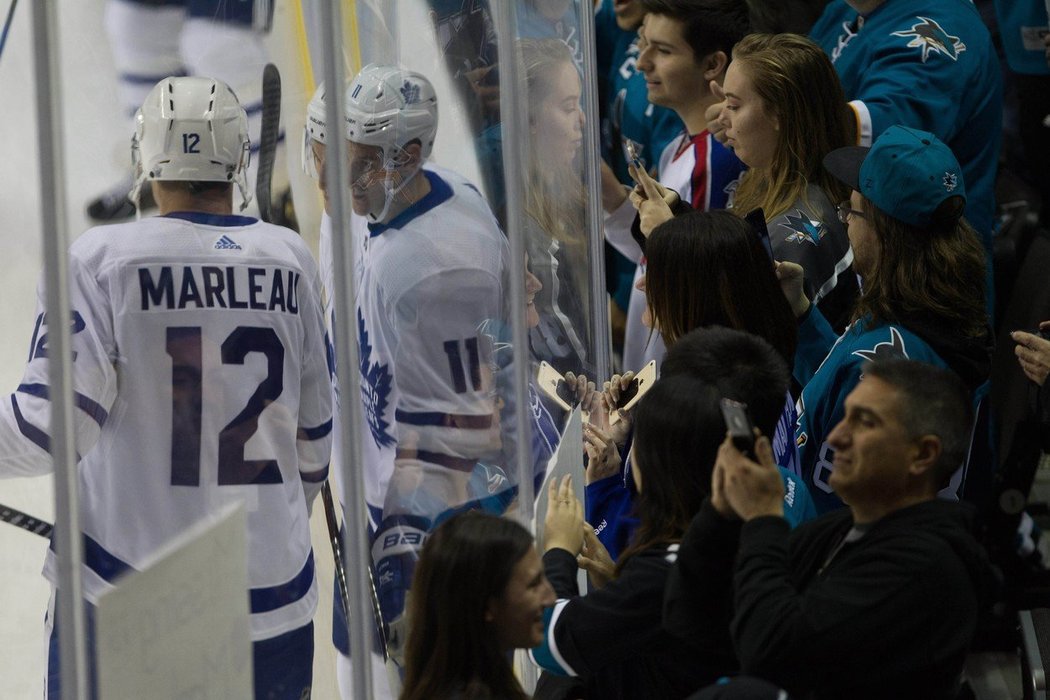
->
xmin=256 ymin=63 xmax=281 ymax=223
xmin=0 ymin=502 xmax=53 ymax=538
xmin=0 ymin=0 xmax=19 ymax=65
xmin=320 ymin=481 xmax=390 ymax=661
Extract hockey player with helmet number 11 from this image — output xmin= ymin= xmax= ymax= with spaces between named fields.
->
xmin=304 ymin=65 xmax=510 ymax=696
xmin=2 ymin=76 xmax=333 ymax=700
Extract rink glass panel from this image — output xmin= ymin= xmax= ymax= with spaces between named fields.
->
xmin=327 ymin=0 xmax=606 ymax=652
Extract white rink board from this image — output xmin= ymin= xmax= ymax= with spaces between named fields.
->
xmin=95 ymin=503 xmax=252 ymax=700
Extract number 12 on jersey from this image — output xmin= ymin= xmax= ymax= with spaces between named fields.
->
xmin=167 ymin=325 xmax=286 ymax=486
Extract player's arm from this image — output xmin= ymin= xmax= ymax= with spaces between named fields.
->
xmin=0 ymin=256 xmax=118 ymax=477
xmin=295 ymin=261 xmax=333 ymax=511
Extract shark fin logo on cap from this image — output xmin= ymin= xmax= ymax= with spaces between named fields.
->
xmin=943 ymin=172 xmax=959 ymax=193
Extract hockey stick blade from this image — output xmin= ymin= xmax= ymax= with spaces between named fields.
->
xmin=0 ymin=0 xmax=19 ymax=66
xmin=0 ymin=502 xmax=53 ymax=538
xmin=256 ymin=63 xmax=281 ymax=223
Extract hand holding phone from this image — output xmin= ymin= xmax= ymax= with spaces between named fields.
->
xmin=609 ymin=360 xmax=657 ymax=425
xmin=625 ymin=140 xmax=643 ymax=171
xmin=537 ymin=361 xmax=574 ymax=411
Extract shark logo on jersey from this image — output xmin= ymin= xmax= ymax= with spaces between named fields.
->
xmin=891 ymin=17 xmax=967 ymax=63
xmin=214 ymin=235 xmax=242 ymax=250
xmin=781 ymin=210 xmax=827 ymax=246
xmin=795 ymin=394 xmax=808 ymax=448
xmin=831 ymin=19 xmax=860 ymax=62
xmin=400 ymin=80 xmax=421 ymax=105
xmin=943 ymin=171 xmax=959 ymax=192
xmin=358 ymin=308 xmax=395 ymax=448
xmin=852 ymin=326 xmax=910 ymax=363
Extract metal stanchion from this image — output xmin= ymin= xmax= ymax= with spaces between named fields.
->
xmin=32 ymin=1 xmax=87 ymax=698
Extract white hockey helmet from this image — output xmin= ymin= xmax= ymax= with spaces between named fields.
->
xmin=344 ymin=64 xmax=438 ymax=166
xmin=302 ymin=81 xmax=328 ymax=179
xmin=132 ymin=76 xmax=252 ymax=209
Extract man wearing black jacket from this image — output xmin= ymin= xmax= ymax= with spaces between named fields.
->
xmin=665 ymin=359 xmax=996 ymax=699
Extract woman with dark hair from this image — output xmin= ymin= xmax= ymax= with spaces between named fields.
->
xmin=786 ymin=125 xmax=992 ymax=514
xmin=643 ymin=209 xmax=796 ymax=362
xmin=533 ymin=379 xmax=736 ymax=698
xmin=584 ymin=211 xmax=814 ymax=561
xmin=400 ymin=511 xmax=555 ymax=700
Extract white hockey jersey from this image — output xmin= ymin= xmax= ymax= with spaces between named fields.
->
xmin=352 ymin=167 xmax=507 ymax=516
xmin=0 ymin=212 xmax=333 ymax=641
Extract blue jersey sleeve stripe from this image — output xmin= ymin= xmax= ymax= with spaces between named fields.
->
xmin=300 ymin=465 xmax=329 ymax=483
xmin=17 ymin=383 xmax=109 ymax=427
xmin=395 ymin=409 xmax=493 ymax=429
xmin=11 ymin=395 xmax=50 ymax=454
xmin=529 ymin=600 xmax=577 ymax=676
xmin=119 ymin=69 xmax=188 ymax=85
xmin=48 ymin=533 xmax=136 ymax=584
xmin=250 ymin=551 xmax=315 ymax=614
xmin=300 ymin=418 xmax=333 ymax=441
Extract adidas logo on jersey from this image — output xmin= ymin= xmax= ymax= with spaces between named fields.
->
xmin=214 ymin=235 xmax=242 ymax=250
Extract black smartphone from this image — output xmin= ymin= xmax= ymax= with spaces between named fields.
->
xmin=555 ymin=378 xmax=577 ymax=407
xmin=1015 ymin=326 xmax=1050 ymax=340
xmin=720 ymin=398 xmax=756 ymax=459
xmin=744 ymin=208 xmax=774 ymax=262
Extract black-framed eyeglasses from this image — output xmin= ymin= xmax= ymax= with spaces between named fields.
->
xmin=836 ymin=200 xmax=867 ymax=224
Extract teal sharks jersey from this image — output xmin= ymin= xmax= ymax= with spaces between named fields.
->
xmin=595 ymin=1 xmax=682 ymax=184
xmin=810 ymin=0 xmax=1002 ymax=247
xmin=793 ymin=308 xmax=952 ymax=513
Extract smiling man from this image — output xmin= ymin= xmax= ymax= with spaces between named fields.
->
xmin=603 ymin=0 xmax=749 ymax=371
xmin=667 ymin=358 xmax=996 ymax=699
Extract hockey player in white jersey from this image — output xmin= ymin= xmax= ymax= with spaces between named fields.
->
xmin=0 ymin=77 xmax=333 ymax=699
xmin=303 ymin=80 xmax=397 ymax=700
xmin=304 ymin=65 xmax=510 ymax=686
xmin=86 ymin=0 xmax=290 ymax=223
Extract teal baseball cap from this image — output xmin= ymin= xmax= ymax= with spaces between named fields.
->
xmin=823 ymin=125 xmax=966 ymax=228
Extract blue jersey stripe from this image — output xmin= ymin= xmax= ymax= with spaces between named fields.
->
xmin=11 ymin=395 xmax=50 ymax=454
xmin=300 ymin=418 xmax=332 ymax=440
xmin=120 ymin=69 xmax=187 ymax=85
xmin=300 ymin=464 xmax=329 ymax=483
xmin=395 ymin=409 xmax=492 ymax=429
xmin=17 ymin=383 xmax=109 ymax=427
xmin=250 ymin=552 xmax=315 ymax=614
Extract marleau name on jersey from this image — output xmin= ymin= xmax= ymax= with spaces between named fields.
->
xmin=138 ymin=265 xmax=300 ymax=314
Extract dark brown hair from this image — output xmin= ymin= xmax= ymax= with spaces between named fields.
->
xmin=853 ymin=195 xmax=988 ymax=340
xmin=639 ymin=0 xmax=751 ymax=63
xmin=616 ymin=375 xmax=724 ymax=573
xmin=400 ymin=512 xmax=532 ymax=700
xmin=645 ymin=209 xmax=798 ymax=364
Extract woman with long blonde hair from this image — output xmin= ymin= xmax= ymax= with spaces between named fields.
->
xmin=718 ymin=32 xmax=859 ymax=331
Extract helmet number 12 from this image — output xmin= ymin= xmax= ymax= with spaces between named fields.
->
xmin=182 ymin=133 xmax=201 ymax=154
